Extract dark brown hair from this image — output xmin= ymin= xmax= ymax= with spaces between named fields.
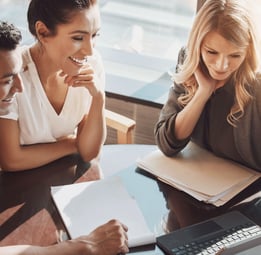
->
xmin=27 ymin=0 xmax=97 ymax=37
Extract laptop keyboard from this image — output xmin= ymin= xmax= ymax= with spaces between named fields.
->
xmin=170 ymin=222 xmax=261 ymax=255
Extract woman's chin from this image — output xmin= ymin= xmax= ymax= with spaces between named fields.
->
xmin=209 ymin=70 xmax=230 ymax=81
xmin=62 ymin=66 xmax=82 ymax=77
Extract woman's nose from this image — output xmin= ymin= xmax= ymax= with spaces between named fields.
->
xmin=82 ymin=38 xmax=93 ymax=56
xmin=215 ymin=56 xmax=229 ymax=71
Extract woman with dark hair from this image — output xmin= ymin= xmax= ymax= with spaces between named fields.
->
xmin=0 ymin=19 xmax=129 ymax=255
xmin=0 ymin=0 xmax=106 ymax=172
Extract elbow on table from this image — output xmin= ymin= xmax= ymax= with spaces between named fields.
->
xmin=159 ymin=146 xmax=180 ymax=158
xmin=155 ymin=138 xmax=182 ymax=158
xmin=0 ymin=157 xmax=27 ymax=172
xmin=155 ymin=130 xmax=188 ymax=157
xmin=0 ymin=163 xmax=23 ymax=172
xmin=79 ymin=147 xmax=101 ymax=163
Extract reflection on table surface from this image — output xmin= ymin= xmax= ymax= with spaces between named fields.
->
xmin=156 ymin=179 xmax=261 ymax=233
xmin=0 ymin=144 xmax=260 ymax=254
xmin=0 ymin=154 xmax=92 ymax=245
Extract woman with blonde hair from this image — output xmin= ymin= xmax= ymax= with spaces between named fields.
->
xmin=155 ymin=0 xmax=261 ymax=171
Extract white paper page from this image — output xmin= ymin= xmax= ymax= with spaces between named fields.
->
xmin=51 ymin=176 xmax=155 ymax=247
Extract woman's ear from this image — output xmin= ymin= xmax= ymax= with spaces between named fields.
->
xmin=35 ymin=21 xmax=50 ymax=43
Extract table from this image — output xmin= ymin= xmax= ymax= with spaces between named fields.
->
xmin=0 ymin=145 xmax=260 ymax=254
xmin=0 ymin=153 xmax=92 ymax=246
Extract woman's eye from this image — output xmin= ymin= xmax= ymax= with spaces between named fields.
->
xmin=207 ymin=50 xmax=217 ymax=55
xmin=7 ymin=78 xmax=15 ymax=85
xmin=92 ymin=32 xmax=100 ymax=39
xmin=72 ymin=36 xmax=84 ymax=41
xmin=231 ymin=54 xmax=241 ymax=58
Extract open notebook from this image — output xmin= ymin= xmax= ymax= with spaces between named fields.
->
xmin=137 ymin=142 xmax=261 ymax=206
xmin=51 ymin=176 xmax=155 ymax=248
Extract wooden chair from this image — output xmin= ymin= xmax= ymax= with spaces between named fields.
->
xmin=105 ymin=109 xmax=136 ymax=144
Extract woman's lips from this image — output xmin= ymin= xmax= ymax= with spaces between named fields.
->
xmin=69 ymin=56 xmax=88 ymax=65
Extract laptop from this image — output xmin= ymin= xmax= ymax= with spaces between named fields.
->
xmin=156 ymin=210 xmax=261 ymax=255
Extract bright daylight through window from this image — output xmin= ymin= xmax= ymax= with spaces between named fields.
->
xmin=1 ymin=0 xmax=197 ymax=61
xmin=98 ymin=0 xmax=197 ymax=60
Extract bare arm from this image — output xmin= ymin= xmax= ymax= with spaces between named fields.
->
xmin=0 ymin=220 xmax=129 ymax=255
xmin=0 ymin=118 xmax=77 ymax=171
xmin=76 ymin=91 xmax=106 ymax=162
xmin=64 ymin=58 xmax=106 ymax=162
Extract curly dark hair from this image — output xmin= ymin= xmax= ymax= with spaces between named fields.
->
xmin=0 ymin=21 xmax=22 ymax=50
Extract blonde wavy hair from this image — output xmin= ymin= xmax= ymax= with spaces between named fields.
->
xmin=173 ymin=0 xmax=260 ymax=126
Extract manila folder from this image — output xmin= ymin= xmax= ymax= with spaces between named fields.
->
xmin=137 ymin=142 xmax=261 ymax=206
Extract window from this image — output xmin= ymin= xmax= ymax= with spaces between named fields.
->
xmin=1 ymin=0 xmax=31 ymax=45
xmin=98 ymin=0 xmax=197 ymax=60
xmin=1 ymin=0 xmax=197 ymax=61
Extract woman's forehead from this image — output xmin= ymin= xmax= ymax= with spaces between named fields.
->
xmin=202 ymin=31 xmax=247 ymax=54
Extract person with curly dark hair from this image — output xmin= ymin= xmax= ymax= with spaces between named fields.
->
xmin=0 ymin=21 xmax=23 ymax=116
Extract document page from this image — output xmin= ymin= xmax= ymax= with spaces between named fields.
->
xmin=51 ymin=176 xmax=155 ymax=247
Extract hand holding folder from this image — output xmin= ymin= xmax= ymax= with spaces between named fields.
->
xmin=137 ymin=142 xmax=261 ymax=206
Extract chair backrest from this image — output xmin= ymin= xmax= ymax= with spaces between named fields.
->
xmin=105 ymin=109 xmax=136 ymax=144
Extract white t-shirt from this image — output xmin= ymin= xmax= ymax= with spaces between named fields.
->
xmin=0 ymin=46 xmax=105 ymax=145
